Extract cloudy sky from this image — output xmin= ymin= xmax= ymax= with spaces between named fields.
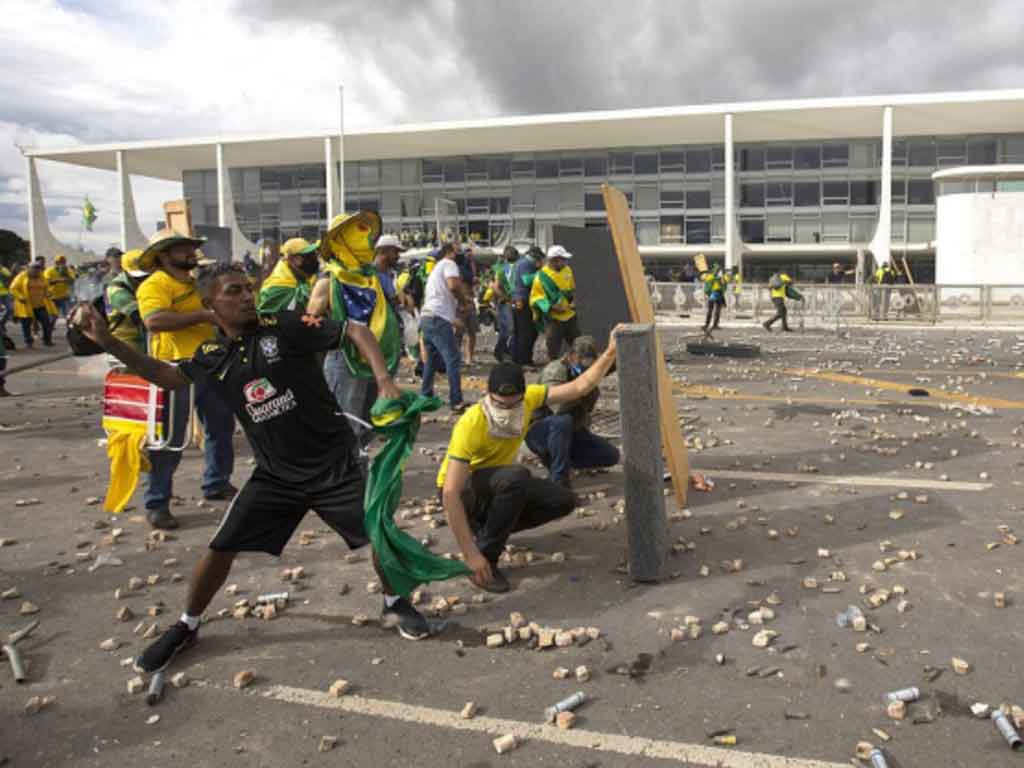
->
xmin=0 ymin=0 xmax=1021 ymax=253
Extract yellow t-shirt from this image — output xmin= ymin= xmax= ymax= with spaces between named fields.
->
xmin=44 ymin=266 xmax=76 ymax=300
xmin=436 ymin=384 xmax=548 ymax=488
xmin=137 ymin=270 xmax=214 ymax=361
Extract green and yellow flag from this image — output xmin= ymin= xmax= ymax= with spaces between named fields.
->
xmin=82 ymin=196 xmax=97 ymax=231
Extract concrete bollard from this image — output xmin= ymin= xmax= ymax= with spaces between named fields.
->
xmin=615 ymin=323 xmax=670 ymax=582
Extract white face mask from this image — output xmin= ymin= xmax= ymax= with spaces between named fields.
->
xmin=481 ymin=395 xmax=525 ymax=439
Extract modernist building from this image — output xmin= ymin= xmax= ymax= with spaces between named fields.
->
xmin=22 ymin=89 xmax=1024 ymax=282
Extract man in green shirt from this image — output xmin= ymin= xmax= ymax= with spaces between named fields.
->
xmin=490 ymin=245 xmax=519 ymax=362
xmin=105 ymin=249 xmax=151 ymax=353
xmin=257 ymin=237 xmax=320 ymax=313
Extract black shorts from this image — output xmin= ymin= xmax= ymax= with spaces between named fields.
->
xmin=209 ymin=458 xmax=368 ymax=556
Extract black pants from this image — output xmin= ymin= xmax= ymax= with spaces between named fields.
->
xmin=704 ymin=300 xmax=723 ymax=329
xmin=458 ymin=465 xmax=575 ymax=563
xmin=20 ymin=308 xmax=52 ymax=346
xmin=512 ymin=302 xmax=538 ymax=365
xmin=764 ymin=297 xmax=789 ymax=330
xmin=544 ymin=315 xmax=580 ymax=361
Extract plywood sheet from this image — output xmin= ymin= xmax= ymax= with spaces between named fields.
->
xmin=602 ymin=184 xmax=690 ymax=505
xmin=551 ymin=224 xmax=631 ymax=343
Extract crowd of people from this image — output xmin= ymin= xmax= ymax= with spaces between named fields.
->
xmin=62 ymin=210 xmax=623 ymax=675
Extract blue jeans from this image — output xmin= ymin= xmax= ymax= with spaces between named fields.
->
xmin=494 ymin=303 xmax=514 ymax=361
xmin=525 ymin=413 xmax=620 ymax=483
xmin=323 ymin=348 xmax=378 ymax=444
xmin=420 ymin=314 xmax=463 ymax=407
xmin=54 ymin=297 xmax=71 ymax=319
xmin=144 ymin=378 xmax=235 ymax=512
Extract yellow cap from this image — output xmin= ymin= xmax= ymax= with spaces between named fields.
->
xmin=55 ymin=254 xmax=67 ymax=263
xmin=121 ymin=249 xmax=149 ymax=276
xmin=280 ymin=237 xmax=319 ymax=257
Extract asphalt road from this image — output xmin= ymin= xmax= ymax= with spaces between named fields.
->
xmin=2 ymin=321 xmax=1024 ymax=767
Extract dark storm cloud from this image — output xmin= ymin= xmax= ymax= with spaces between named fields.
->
xmin=240 ymin=0 xmax=1024 ymax=120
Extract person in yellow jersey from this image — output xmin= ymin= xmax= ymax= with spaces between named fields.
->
xmin=700 ymin=263 xmax=729 ymax=331
xmin=136 ymin=229 xmax=236 ymax=529
xmin=762 ymin=271 xmax=803 ymax=333
xmin=439 ymin=326 xmax=620 ymax=593
xmin=529 ymin=244 xmax=579 ymax=361
xmin=44 ymin=254 xmax=77 ymax=321
xmin=257 ymin=237 xmax=320 ymax=313
xmin=10 ymin=262 xmax=56 ymax=348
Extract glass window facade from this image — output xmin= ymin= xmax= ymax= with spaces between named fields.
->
xmin=182 ymin=133 xmax=1024 ymax=247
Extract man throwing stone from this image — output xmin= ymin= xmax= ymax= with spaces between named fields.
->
xmin=439 ymin=328 xmax=620 ymax=593
xmin=73 ymin=264 xmax=433 ymax=674
xmin=525 ymin=336 xmax=620 ymax=489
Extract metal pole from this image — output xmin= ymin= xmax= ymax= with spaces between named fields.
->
xmin=338 ymin=85 xmax=345 ymax=215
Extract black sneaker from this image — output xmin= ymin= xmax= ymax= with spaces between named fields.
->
xmin=476 ymin=564 xmax=511 ymax=594
xmin=134 ymin=620 xmax=197 ymax=674
xmin=380 ymin=597 xmax=430 ymax=641
xmin=146 ymin=508 xmax=179 ymax=530
xmin=203 ymin=483 xmax=238 ymax=501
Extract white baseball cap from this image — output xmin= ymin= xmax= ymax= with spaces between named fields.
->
xmin=546 ymin=244 xmax=572 ymax=260
xmin=375 ymin=234 xmax=406 ymax=251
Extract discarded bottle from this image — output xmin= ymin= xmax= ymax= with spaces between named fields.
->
xmin=835 ymin=605 xmax=865 ymax=628
xmin=868 ymin=747 xmax=889 ymax=768
xmin=544 ymin=691 xmax=585 ymax=723
xmin=992 ymin=710 xmax=1023 ymax=751
xmin=146 ymin=671 xmax=165 ymax=706
xmin=884 ymin=687 xmax=920 ymax=704
xmin=256 ymin=592 xmax=289 ymax=604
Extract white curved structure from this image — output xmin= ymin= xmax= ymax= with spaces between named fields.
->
xmin=934 ymin=165 xmax=1024 ymax=284
xmin=116 ymin=150 xmax=149 ymax=250
xmin=25 ymin=156 xmax=94 ymax=265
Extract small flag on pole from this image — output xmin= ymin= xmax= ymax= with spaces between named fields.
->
xmin=82 ymin=196 xmax=97 ymax=231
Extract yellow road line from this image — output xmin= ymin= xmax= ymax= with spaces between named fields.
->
xmin=704 ymin=468 xmax=991 ymax=492
xmin=259 ymin=684 xmax=848 ymax=768
xmin=785 ymin=368 xmax=1024 ymax=409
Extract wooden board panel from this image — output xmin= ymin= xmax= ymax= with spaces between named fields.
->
xmin=551 ymin=225 xmax=632 ymax=344
xmin=163 ymin=199 xmax=193 ymax=237
xmin=602 ymin=184 xmax=690 ymax=506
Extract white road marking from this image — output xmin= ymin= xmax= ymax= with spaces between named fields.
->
xmin=258 ymin=683 xmax=849 ymax=768
xmin=702 ymin=469 xmax=991 ymax=492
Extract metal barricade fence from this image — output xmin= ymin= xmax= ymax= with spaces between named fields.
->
xmin=647 ymin=282 xmax=1024 ymax=325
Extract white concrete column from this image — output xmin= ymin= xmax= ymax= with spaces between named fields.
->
xmin=117 ymin=150 xmax=128 ymax=249
xmin=324 ymin=137 xmax=336 ymax=222
xmin=724 ymin=113 xmax=737 ymax=270
xmin=338 ymin=85 xmax=346 ymax=215
xmin=216 ymin=142 xmax=227 ymax=228
xmin=869 ymin=106 xmax=893 ymax=268
xmin=25 ymin=155 xmax=38 ymax=261
xmin=116 ymin=150 xmax=149 ymax=249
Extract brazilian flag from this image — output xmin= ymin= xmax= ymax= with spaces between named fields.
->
xmin=321 ymin=211 xmax=401 ymax=377
xmin=82 ymin=196 xmax=97 ymax=232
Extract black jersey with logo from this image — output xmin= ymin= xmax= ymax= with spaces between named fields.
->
xmin=179 ymin=311 xmax=356 ymax=483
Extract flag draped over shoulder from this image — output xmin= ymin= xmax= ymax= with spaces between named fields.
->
xmin=258 ymin=258 xmax=314 ymax=313
xmin=365 ymin=392 xmax=471 ymax=596
xmin=321 ymin=211 xmax=400 ymax=377
xmin=529 ymin=265 xmax=575 ymax=324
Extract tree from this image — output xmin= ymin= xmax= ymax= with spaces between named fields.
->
xmin=0 ymin=229 xmax=29 ymax=268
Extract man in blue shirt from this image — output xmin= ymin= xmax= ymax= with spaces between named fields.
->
xmin=511 ymin=246 xmax=542 ymax=366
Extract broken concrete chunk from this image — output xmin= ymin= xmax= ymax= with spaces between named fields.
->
xmin=556 ymin=710 xmax=576 ymax=730
xmin=887 ymin=700 xmax=907 ymax=720
xmin=553 ymin=667 xmax=570 ymax=680
xmin=233 ymin=670 xmax=255 ymax=689
xmin=554 ymin=631 xmax=574 ymax=648
xmin=127 ymin=676 xmax=145 ymax=694
xmin=19 ymin=601 xmax=39 ymax=615
xmin=493 ymin=733 xmax=518 ymax=754
xmin=318 ymin=735 xmax=338 ymax=753
xmin=24 ymin=695 xmax=56 ymax=715
xmin=1 ymin=587 xmax=21 ymax=600
xmin=169 ymin=672 xmax=189 ymax=689
xmin=752 ymin=630 xmax=778 ymax=648
xmin=712 ymin=621 xmax=729 ymax=635
xmin=994 ymin=592 xmax=1007 ymax=609
xmin=328 ymin=679 xmax=351 ymax=697
xmin=99 ymin=637 xmax=121 ymax=651
xmin=486 ymin=633 xmax=505 ymax=649
xmin=952 ymin=657 xmax=971 ymax=675
xmin=460 ymin=701 xmax=477 ymax=719
xmin=116 ymin=605 xmax=134 ymax=622
xmin=575 ymin=665 xmax=591 ymax=682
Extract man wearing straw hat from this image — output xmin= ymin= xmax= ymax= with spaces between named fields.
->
xmin=135 ymin=229 xmax=237 ymax=530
